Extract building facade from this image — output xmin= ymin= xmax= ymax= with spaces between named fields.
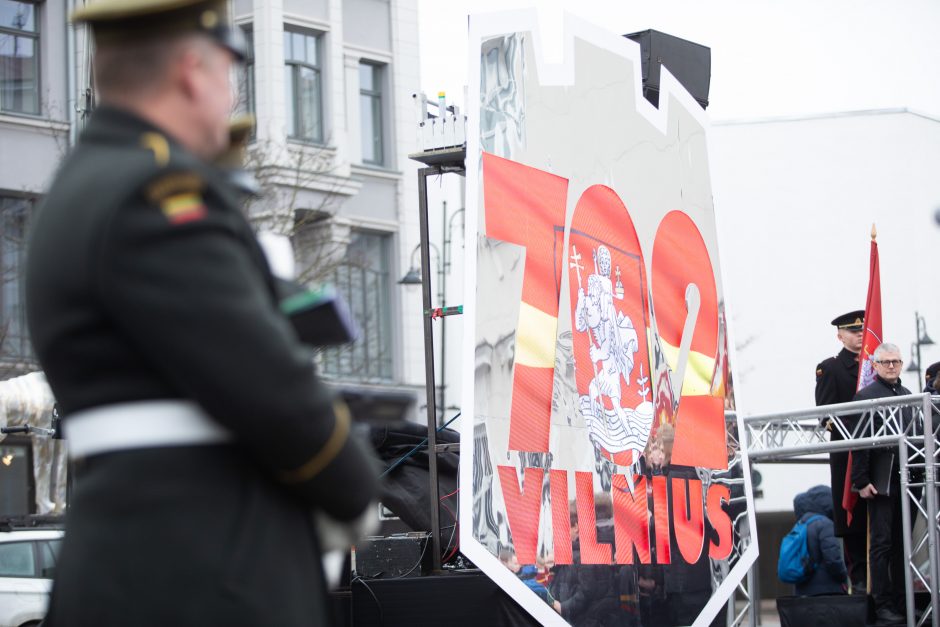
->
xmin=228 ymin=0 xmax=425 ymax=420
xmin=0 ymin=0 xmax=425 ymax=514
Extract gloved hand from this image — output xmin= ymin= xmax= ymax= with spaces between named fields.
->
xmin=316 ymin=502 xmax=379 ymax=553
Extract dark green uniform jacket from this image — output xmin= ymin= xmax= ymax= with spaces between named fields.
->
xmin=815 ymin=347 xmax=867 ymax=537
xmin=26 ymin=106 xmax=377 ymax=626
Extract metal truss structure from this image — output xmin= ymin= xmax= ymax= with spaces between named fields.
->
xmin=737 ymin=393 xmax=940 ymax=627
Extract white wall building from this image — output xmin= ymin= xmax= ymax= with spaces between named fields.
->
xmin=710 ymin=108 xmax=940 ymax=512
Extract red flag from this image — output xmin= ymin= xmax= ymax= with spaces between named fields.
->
xmin=843 ymin=229 xmax=882 ymax=525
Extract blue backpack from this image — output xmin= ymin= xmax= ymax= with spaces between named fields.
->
xmin=777 ymin=514 xmax=823 ymax=583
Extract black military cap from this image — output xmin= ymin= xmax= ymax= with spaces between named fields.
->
xmin=831 ymin=310 xmax=865 ymax=331
xmin=71 ymin=0 xmax=246 ymax=61
xmin=925 ymin=361 xmax=940 ymax=382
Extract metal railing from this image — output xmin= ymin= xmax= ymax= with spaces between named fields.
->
xmin=738 ymin=394 xmax=940 ymax=627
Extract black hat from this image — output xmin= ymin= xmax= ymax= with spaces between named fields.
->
xmin=71 ymin=0 xmax=246 ymax=61
xmin=925 ymin=361 xmax=940 ymax=382
xmin=831 ymin=310 xmax=865 ymax=331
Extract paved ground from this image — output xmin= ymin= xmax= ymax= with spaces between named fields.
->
xmin=759 ymin=599 xmax=782 ymax=626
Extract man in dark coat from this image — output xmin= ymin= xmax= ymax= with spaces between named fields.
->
xmin=24 ymin=1 xmax=378 ymax=624
xmin=815 ymin=309 xmax=867 ymax=590
xmin=549 ymin=508 xmax=620 ymax=626
xmin=851 ymin=343 xmax=910 ymax=626
xmin=791 ymin=485 xmax=848 ymax=597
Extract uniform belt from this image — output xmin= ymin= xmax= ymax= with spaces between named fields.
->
xmin=64 ymin=400 xmax=233 ymax=460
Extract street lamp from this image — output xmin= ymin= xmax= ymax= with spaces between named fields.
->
xmin=399 ymin=202 xmax=465 ymax=425
xmin=907 ymin=311 xmax=935 ymax=391
xmin=398 ymin=242 xmax=442 ymax=296
xmin=437 ymin=205 xmax=465 ymax=426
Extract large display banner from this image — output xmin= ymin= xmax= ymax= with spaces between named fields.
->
xmin=459 ymin=11 xmax=758 ymax=627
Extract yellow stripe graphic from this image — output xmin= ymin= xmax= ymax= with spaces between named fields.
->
xmin=516 ymin=302 xmax=558 ymax=368
xmin=659 ymin=338 xmax=716 ymax=396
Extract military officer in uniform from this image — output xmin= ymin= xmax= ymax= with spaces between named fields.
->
xmin=815 ymin=309 xmax=867 ymax=592
xmin=25 ymin=0 xmax=377 ymax=625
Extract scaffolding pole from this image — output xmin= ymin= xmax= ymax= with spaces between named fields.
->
xmin=741 ymin=394 xmax=940 ymax=627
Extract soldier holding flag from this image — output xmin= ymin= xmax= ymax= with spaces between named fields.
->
xmin=815 ymin=308 xmax=868 ymax=592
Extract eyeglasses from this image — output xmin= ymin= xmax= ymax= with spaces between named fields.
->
xmin=875 ymin=359 xmax=903 ymax=367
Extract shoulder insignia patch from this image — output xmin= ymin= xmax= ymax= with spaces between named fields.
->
xmin=146 ymin=172 xmax=208 ymax=225
xmin=160 ymin=191 xmax=207 ymax=225
xmin=816 ymin=368 xmax=824 ymax=376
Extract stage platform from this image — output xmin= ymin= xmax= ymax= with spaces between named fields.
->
xmin=340 ymin=570 xmax=540 ymax=626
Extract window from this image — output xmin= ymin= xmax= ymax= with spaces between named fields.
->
xmin=359 ymin=63 xmax=383 ymax=165
xmin=321 ymin=232 xmax=393 ymax=381
xmin=284 ymin=28 xmax=322 ymax=142
xmin=235 ymin=26 xmax=255 ymax=118
xmin=0 ymin=541 xmax=35 ymax=577
xmin=38 ymin=539 xmax=60 ymax=578
xmin=0 ymin=195 xmax=32 ymax=360
xmin=0 ymin=0 xmax=39 ymax=115
xmin=0 ymin=440 xmax=30 ymax=515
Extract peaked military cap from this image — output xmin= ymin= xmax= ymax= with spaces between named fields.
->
xmin=831 ymin=309 xmax=865 ymax=331
xmin=925 ymin=361 xmax=940 ymax=382
xmin=71 ymin=0 xmax=245 ymax=60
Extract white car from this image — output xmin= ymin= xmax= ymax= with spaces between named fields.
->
xmin=0 ymin=528 xmax=63 ymax=627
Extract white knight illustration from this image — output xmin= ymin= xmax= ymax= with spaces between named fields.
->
xmin=572 ymin=244 xmax=653 ymax=459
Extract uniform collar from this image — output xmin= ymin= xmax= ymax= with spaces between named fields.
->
xmin=80 ymin=106 xmax=232 ymax=197
xmin=82 ymin=106 xmax=201 ymax=172
xmin=838 ymin=347 xmax=860 ymax=367
xmin=82 ymin=105 xmax=172 ymax=146
xmin=874 ymin=374 xmax=905 ymax=392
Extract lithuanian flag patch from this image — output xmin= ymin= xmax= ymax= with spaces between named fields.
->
xmin=160 ymin=192 xmax=207 ymax=225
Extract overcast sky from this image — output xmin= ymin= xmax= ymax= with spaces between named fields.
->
xmin=416 ymin=0 xmax=940 ymax=121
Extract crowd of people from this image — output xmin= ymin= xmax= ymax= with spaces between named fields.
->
xmin=497 ymin=422 xmax=744 ymax=627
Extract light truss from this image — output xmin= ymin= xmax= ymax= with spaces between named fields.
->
xmin=737 ymin=394 xmax=940 ymax=627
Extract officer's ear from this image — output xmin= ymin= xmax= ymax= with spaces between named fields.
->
xmin=175 ymin=36 xmax=210 ymax=101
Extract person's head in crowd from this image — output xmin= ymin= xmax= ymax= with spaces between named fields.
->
xmin=72 ymin=0 xmax=245 ymax=160
xmin=831 ymin=309 xmax=865 ymax=354
xmin=925 ymin=361 xmax=940 ymax=391
xmin=498 ymin=547 xmax=522 ymax=573
xmin=872 ymin=343 xmax=903 ymax=384
xmin=646 ymin=422 xmax=675 ymax=471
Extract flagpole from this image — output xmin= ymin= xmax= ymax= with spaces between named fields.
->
xmin=844 ymin=223 xmax=881 ymax=591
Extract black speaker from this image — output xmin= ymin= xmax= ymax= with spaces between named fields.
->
xmin=623 ymin=29 xmax=711 ymax=110
xmin=354 ymin=534 xmax=431 ymax=579
xmin=776 ymin=594 xmax=867 ymax=627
